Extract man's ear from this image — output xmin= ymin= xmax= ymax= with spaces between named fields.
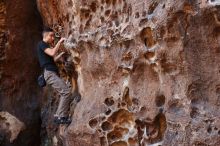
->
xmin=43 ymin=32 xmax=48 ymax=39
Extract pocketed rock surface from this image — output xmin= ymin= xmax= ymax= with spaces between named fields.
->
xmin=37 ymin=0 xmax=220 ymax=145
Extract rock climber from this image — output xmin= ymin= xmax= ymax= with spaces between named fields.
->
xmin=37 ymin=27 xmax=81 ymax=125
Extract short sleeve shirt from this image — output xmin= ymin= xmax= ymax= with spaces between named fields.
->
xmin=37 ymin=41 xmax=58 ymax=73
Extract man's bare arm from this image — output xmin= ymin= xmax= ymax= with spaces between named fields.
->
xmin=44 ymin=38 xmax=66 ymax=57
xmin=54 ymin=52 xmax=65 ymax=62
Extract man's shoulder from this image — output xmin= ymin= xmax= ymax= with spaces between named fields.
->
xmin=38 ymin=41 xmax=49 ymax=50
xmin=37 ymin=41 xmax=43 ymax=47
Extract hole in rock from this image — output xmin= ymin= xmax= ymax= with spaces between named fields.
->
xmin=207 ymin=126 xmax=212 ymax=133
xmin=85 ymin=18 xmax=92 ymax=29
xmin=106 ymin=0 xmax=111 ymax=5
xmin=139 ymin=18 xmax=148 ymax=27
xmin=122 ymin=51 xmax=132 ymax=61
xmin=144 ymin=51 xmax=155 ymax=60
xmin=212 ymin=26 xmax=220 ymax=37
xmin=100 ymin=136 xmax=108 ymax=146
xmin=101 ymin=121 xmax=113 ymax=131
xmin=101 ymin=116 xmax=106 ymax=121
xmin=148 ymin=1 xmax=158 ymax=14
xmin=107 ymin=126 xmax=129 ymax=142
xmin=89 ymin=118 xmax=98 ymax=129
xmin=105 ymin=10 xmax=111 ymax=16
xmin=125 ymin=17 xmax=129 ymax=22
xmin=136 ymin=119 xmax=146 ymax=129
xmin=115 ymin=20 xmax=120 ymax=27
xmin=128 ymin=138 xmax=138 ymax=145
xmin=108 ymin=109 xmax=134 ymax=125
xmin=100 ymin=16 xmax=105 ymax=23
xmin=104 ymin=97 xmax=115 ymax=106
xmin=193 ymin=141 xmax=208 ymax=146
xmin=155 ymin=95 xmax=165 ymax=107
xmin=101 ymin=5 xmax=104 ymax=11
xmin=113 ymin=0 xmax=117 ymax=6
xmin=121 ymin=102 xmax=126 ymax=107
xmin=79 ymin=25 xmax=84 ymax=33
xmin=142 ymin=11 xmax=147 ymax=17
xmin=80 ymin=8 xmax=90 ymax=20
xmin=140 ymin=106 xmax=147 ymax=112
xmin=190 ymin=107 xmax=199 ymax=119
xmin=135 ymin=12 xmax=140 ymax=18
xmin=90 ymin=2 xmax=97 ymax=12
xmin=122 ymin=87 xmax=132 ymax=107
xmin=147 ymin=113 xmax=167 ymax=144
xmin=216 ymin=86 xmax=220 ymax=94
xmin=160 ymin=59 xmax=177 ymax=74
xmin=105 ymin=109 xmax=112 ymax=115
xmin=135 ymin=115 xmax=167 ymax=145
xmin=132 ymin=98 xmax=139 ymax=105
xmin=140 ymin=27 xmax=156 ymax=48
xmin=68 ymin=0 xmax=73 ymax=7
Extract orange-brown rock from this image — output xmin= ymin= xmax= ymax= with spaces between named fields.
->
xmin=36 ymin=0 xmax=220 ymax=146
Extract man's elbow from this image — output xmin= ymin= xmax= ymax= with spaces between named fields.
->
xmin=48 ymin=50 xmax=56 ymax=57
xmin=44 ymin=49 xmax=56 ymax=57
xmin=51 ymin=51 xmax=56 ymax=57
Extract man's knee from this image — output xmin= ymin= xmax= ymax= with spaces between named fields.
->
xmin=62 ymin=85 xmax=72 ymax=97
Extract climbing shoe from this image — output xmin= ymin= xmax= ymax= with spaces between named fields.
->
xmin=54 ymin=116 xmax=72 ymax=125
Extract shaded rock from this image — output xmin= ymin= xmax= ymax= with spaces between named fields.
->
xmin=0 ymin=112 xmax=25 ymax=143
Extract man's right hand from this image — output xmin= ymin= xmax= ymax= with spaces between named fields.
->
xmin=58 ymin=37 xmax=66 ymax=44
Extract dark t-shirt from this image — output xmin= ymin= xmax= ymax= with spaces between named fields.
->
xmin=37 ymin=41 xmax=58 ymax=73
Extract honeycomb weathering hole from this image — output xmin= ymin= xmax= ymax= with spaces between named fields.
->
xmin=128 ymin=138 xmax=138 ymax=145
xmin=104 ymin=97 xmax=115 ymax=106
xmin=148 ymin=1 xmax=159 ymax=14
xmin=122 ymin=87 xmax=132 ymax=107
xmin=107 ymin=126 xmax=129 ymax=142
xmin=101 ymin=121 xmax=113 ymax=131
xmin=154 ymin=113 xmax=167 ymax=142
xmin=140 ymin=27 xmax=156 ymax=48
xmin=135 ymin=113 xmax=167 ymax=145
xmin=144 ymin=51 xmax=155 ymax=60
xmin=89 ymin=118 xmax=98 ymax=129
xmin=132 ymin=98 xmax=139 ymax=105
xmin=100 ymin=136 xmax=108 ymax=146
xmin=105 ymin=109 xmax=112 ymax=115
xmin=108 ymin=109 xmax=134 ymax=124
xmin=90 ymin=2 xmax=97 ymax=12
xmin=155 ymin=95 xmax=165 ymax=107
xmin=190 ymin=106 xmax=199 ymax=119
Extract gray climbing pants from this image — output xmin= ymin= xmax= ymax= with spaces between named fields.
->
xmin=44 ymin=69 xmax=72 ymax=117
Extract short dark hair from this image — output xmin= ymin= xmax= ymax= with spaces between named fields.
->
xmin=43 ymin=26 xmax=53 ymax=33
xmin=42 ymin=27 xmax=53 ymax=37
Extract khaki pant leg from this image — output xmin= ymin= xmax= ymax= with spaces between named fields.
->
xmin=44 ymin=70 xmax=72 ymax=117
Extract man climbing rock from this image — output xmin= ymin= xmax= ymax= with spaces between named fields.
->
xmin=37 ymin=27 xmax=80 ymax=125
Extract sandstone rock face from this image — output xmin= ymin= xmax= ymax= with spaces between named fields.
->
xmin=37 ymin=0 xmax=220 ymax=146
xmin=0 ymin=111 xmax=25 ymax=143
xmin=0 ymin=0 xmax=43 ymax=145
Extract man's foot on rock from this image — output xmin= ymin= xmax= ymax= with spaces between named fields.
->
xmin=54 ymin=116 xmax=72 ymax=125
